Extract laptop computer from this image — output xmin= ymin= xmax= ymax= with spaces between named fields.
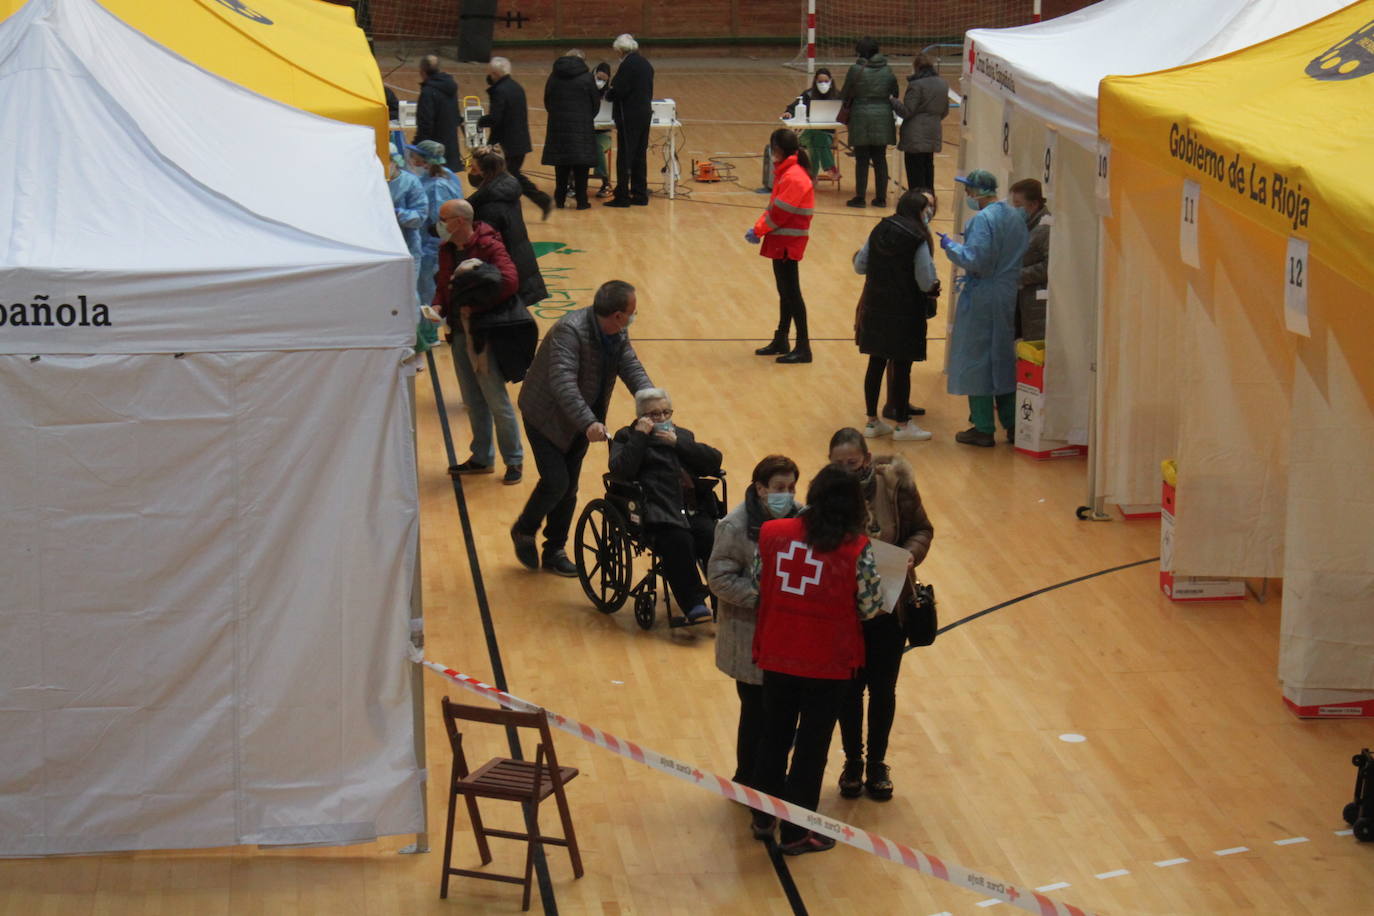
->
xmin=806 ymin=99 xmax=843 ymax=123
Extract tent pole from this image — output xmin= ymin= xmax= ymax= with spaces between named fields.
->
xmin=399 ymin=374 xmax=430 ymax=854
xmin=1078 ymin=211 xmax=1112 ymax=521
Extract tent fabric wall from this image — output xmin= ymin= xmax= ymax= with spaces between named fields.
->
xmin=1 ymin=0 xmax=423 ymax=854
xmin=0 ymin=0 xmax=389 ymax=159
xmin=959 ymin=0 xmax=1350 ymax=450
xmin=0 ymin=351 xmax=422 ymax=855
xmin=1097 ymin=0 xmax=1374 ymax=696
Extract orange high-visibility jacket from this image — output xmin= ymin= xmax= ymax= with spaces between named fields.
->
xmin=754 ymin=154 xmax=815 ymax=261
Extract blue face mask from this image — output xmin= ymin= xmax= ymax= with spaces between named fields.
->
xmin=653 ymin=421 xmax=674 ymax=433
xmin=765 ymin=492 xmax=794 ymax=516
xmin=966 ymin=195 xmax=984 ymax=212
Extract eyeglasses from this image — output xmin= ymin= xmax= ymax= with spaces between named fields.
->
xmin=644 ymin=408 xmax=674 ymax=420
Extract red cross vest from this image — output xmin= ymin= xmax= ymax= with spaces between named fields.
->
xmin=752 ymin=517 xmax=867 ymax=680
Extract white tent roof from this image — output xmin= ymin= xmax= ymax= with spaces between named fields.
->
xmin=966 ymin=0 xmax=1353 ymax=148
xmin=0 ymin=0 xmax=414 ymax=353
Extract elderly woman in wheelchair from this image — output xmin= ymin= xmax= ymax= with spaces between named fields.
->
xmin=573 ymin=387 xmax=724 ymax=628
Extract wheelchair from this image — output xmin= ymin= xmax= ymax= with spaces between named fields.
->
xmin=573 ymin=471 xmax=727 ymax=630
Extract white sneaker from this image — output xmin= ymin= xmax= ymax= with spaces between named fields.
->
xmin=862 ymin=420 xmax=894 ymax=438
xmin=892 ymin=423 xmax=933 ymax=441
xmin=421 ymin=305 xmax=443 ymax=323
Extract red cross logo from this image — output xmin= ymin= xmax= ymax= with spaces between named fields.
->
xmin=841 ymin=825 xmax=854 ymax=841
xmin=968 ymin=41 xmax=976 ymax=74
xmin=1007 ymin=887 xmax=1020 ymax=902
xmin=692 ymin=769 xmax=704 ymax=782
xmin=775 ymin=540 xmax=823 ymax=595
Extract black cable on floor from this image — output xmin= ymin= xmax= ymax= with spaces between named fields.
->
xmin=766 ymin=841 xmax=811 ymax=915
xmin=425 ymin=348 xmax=560 ymax=916
xmin=907 ymin=556 xmax=1160 ymax=651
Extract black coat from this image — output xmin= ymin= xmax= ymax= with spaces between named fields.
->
xmin=608 ymin=424 xmax=722 ymax=530
xmin=468 ymin=172 xmax=548 ymax=305
xmin=858 ymin=215 xmax=931 ymax=362
xmin=479 ymin=75 xmax=532 ymax=157
xmin=542 ymin=56 xmax=600 ymax=167
xmin=415 ymin=71 xmax=461 ymax=166
xmin=608 ymin=52 xmax=653 ymax=126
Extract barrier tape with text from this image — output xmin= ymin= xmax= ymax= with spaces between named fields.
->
xmin=416 ymin=653 xmax=1097 ymax=916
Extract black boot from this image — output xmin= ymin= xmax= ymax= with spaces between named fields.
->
xmin=754 ymin=334 xmax=788 ymax=356
xmin=777 ymin=343 xmax=812 ymax=364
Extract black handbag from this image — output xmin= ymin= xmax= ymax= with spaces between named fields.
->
xmin=899 ymin=578 xmax=938 ymax=647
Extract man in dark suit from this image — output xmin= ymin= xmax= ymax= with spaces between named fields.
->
xmin=478 ymin=57 xmax=553 ymax=219
xmin=415 ymin=55 xmax=461 ymax=167
xmin=605 ymin=33 xmax=654 ymax=207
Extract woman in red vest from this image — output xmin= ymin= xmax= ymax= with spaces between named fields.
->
xmin=750 ymin=465 xmax=884 ymax=855
xmin=747 ymin=128 xmax=816 ymax=364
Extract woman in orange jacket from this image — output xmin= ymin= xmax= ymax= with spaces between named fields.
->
xmin=748 ymin=129 xmax=816 ymax=364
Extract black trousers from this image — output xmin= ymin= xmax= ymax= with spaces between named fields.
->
xmin=904 ymin=151 xmax=935 ymax=193
xmin=554 ymin=164 xmax=590 ymax=206
xmin=503 ymin=152 xmax=552 ymax=209
xmin=771 ymin=257 xmax=809 ymax=346
xmin=614 ymin=120 xmax=650 ymax=202
xmin=733 ymin=680 xmax=766 ymax=786
xmin=839 ymin=611 xmax=904 ymax=763
xmin=646 ymin=514 xmax=715 ymax=611
xmin=853 ymin=145 xmax=890 ymax=202
xmin=864 ymin=355 xmax=912 ymax=421
xmin=514 ymin=420 xmax=589 ymax=553
xmin=752 ymin=670 xmax=848 ymax=843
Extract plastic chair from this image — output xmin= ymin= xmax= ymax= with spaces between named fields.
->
xmin=439 ymin=697 xmax=583 ymax=911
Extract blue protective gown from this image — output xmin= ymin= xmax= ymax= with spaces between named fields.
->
xmin=417 ymin=168 xmax=465 ymax=305
xmin=944 ymin=199 xmax=1030 ymax=396
xmin=388 ymin=169 xmax=427 ymax=302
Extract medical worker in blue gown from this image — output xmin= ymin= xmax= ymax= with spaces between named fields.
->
xmin=387 ymin=142 xmax=431 ymax=349
xmin=408 ymin=140 xmax=464 ymax=310
xmin=939 ymin=169 xmax=1029 ymax=447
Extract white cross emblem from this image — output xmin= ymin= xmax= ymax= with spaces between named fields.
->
xmin=775 ymin=540 xmax=823 ymax=596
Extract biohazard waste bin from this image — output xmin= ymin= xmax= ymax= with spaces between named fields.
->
xmin=1159 ymin=459 xmax=1245 ymax=601
xmin=1014 ymin=340 xmax=1086 ymax=460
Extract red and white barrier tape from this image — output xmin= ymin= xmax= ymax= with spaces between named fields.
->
xmin=417 ymin=655 xmax=1097 ymax=916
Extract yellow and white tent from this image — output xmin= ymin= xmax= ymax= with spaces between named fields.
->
xmin=1096 ymin=2 xmax=1374 ymax=711
xmin=0 ymin=0 xmax=388 ymax=157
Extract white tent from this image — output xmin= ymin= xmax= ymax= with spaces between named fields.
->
xmin=957 ymin=0 xmax=1349 ymax=459
xmin=0 ymin=0 xmax=423 ymax=854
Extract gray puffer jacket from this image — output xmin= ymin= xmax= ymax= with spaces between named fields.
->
xmin=517 ymin=307 xmax=652 ymax=451
xmin=892 ymin=68 xmax=950 ymax=153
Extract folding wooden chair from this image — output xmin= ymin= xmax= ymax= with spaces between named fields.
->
xmin=439 ymin=696 xmax=583 ymax=911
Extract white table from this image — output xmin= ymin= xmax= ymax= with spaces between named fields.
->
xmin=594 ymin=114 xmax=683 ymax=199
xmin=782 ymin=114 xmax=905 ymax=198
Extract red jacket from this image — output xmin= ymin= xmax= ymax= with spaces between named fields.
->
xmin=432 ymin=221 xmax=519 ymax=313
xmin=752 ymin=517 xmax=866 ymax=680
xmin=753 ymin=154 xmax=815 ymax=261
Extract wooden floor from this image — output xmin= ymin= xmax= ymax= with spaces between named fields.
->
xmin=4 ymin=55 xmax=1371 ymax=916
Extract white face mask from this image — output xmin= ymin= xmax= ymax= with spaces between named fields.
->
xmin=922 ymin=208 xmax=933 ymax=223
xmin=815 ymin=81 xmax=831 ymax=93
xmin=595 ymin=77 xmax=607 ymax=89
xmin=436 ymin=222 xmax=452 ymax=243
xmin=624 ymin=311 xmax=636 ymax=327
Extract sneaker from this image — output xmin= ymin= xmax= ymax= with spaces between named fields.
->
xmin=511 ymin=526 xmax=539 ymax=570
xmin=780 ymin=832 xmax=836 ymax=856
xmin=838 ymin=758 xmax=864 ymax=798
xmin=449 ymin=459 xmax=493 ymax=476
xmin=684 ymin=604 xmax=712 ymax=623
xmin=420 ymin=305 xmax=443 ymax=323
xmin=892 ymin=423 xmax=933 ymax=441
xmin=864 ymin=761 xmax=894 ymax=801
xmin=862 ymin=420 xmax=894 ymax=439
xmin=541 ymin=549 xmax=578 ymax=577
xmin=954 ymin=427 xmax=996 ymax=448
xmin=502 ymin=464 xmax=522 ymax=485
xmin=596 ymin=184 xmax=613 ymax=198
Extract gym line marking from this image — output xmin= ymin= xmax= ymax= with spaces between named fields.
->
xmin=1094 ymin=869 xmax=1130 ymax=880
xmin=1213 ymin=846 xmax=1249 ymax=856
xmin=1154 ymin=858 xmax=1190 ymax=868
xmin=1335 ymin=829 xmax=1354 ymax=836
xmin=1273 ymin=836 xmax=1309 ymax=846
xmin=1035 ymin=882 xmax=1072 ymax=892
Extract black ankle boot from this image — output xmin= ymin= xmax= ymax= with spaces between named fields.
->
xmin=754 ymin=335 xmax=788 ymax=356
xmin=864 ymin=760 xmax=893 ymax=800
xmin=777 ymin=345 xmax=812 ymax=364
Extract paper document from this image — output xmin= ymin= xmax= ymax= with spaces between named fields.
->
xmin=868 ymin=539 xmax=913 ymax=614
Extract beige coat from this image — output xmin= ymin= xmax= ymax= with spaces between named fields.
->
xmin=863 ymin=454 xmax=934 ymax=564
xmin=708 ymin=498 xmax=766 ymax=685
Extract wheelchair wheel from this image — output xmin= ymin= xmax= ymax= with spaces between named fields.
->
xmin=574 ymin=498 xmax=634 ymax=613
xmin=633 ymin=592 xmax=657 ymax=630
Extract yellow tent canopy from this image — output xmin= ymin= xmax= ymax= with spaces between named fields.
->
xmin=1 ymin=0 xmax=388 ymax=158
xmin=1096 ymin=0 xmax=1374 ymax=713
xmin=1100 ymin=1 xmax=1374 ymax=293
